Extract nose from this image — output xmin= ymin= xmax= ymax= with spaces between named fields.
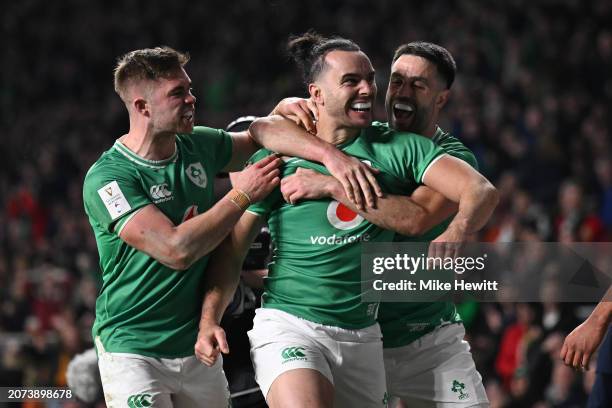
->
xmin=359 ymin=80 xmax=376 ymax=97
xmin=186 ymin=91 xmax=196 ymax=105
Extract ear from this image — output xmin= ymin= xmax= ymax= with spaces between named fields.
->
xmin=309 ymin=83 xmax=323 ymax=105
xmin=133 ymin=97 xmax=149 ymax=117
xmin=435 ymin=89 xmax=450 ymax=110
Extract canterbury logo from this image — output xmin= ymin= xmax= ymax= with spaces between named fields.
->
xmin=281 ymin=346 xmax=306 ymax=360
xmin=127 ymin=394 xmax=152 ymax=408
xmin=150 ymin=183 xmax=172 ymax=201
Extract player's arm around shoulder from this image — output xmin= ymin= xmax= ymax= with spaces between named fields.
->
xmin=223 ymin=130 xmax=260 ymax=172
xmin=277 ymin=165 xmax=427 ymax=235
xmin=189 ymin=125 xmax=259 ymax=172
xmin=249 ymin=115 xmax=382 ymax=209
xmin=118 ymin=155 xmax=281 ymax=271
xmin=279 ymin=130 xmax=446 ymax=237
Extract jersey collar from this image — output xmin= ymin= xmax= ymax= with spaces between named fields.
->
xmin=432 ymin=126 xmax=446 ymax=144
xmin=113 ymin=140 xmax=178 ymax=169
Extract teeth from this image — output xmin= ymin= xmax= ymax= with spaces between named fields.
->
xmin=351 ymin=102 xmax=371 ymax=110
xmin=394 ymin=103 xmax=414 ymax=112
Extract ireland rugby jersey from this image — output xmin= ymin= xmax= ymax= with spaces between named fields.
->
xmin=83 ymin=126 xmax=233 ymax=358
xmin=248 ymin=123 xmax=444 ymax=329
xmin=377 ymin=126 xmax=479 ymax=348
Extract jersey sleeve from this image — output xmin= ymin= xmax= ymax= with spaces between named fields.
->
xmin=447 ymin=147 xmax=479 ymax=170
xmin=191 ymin=126 xmax=234 ymax=173
xmin=386 ymin=133 xmax=445 ymax=183
xmin=448 ymin=148 xmax=478 ymax=170
xmin=409 ymin=136 xmax=445 ymax=183
xmin=439 ymin=138 xmax=479 ymax=171
xmin=83 ymin=162 xmax=151 ymax=233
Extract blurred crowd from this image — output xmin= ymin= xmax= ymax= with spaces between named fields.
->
xmin=1 ymin=0 xmax=611 ymax=406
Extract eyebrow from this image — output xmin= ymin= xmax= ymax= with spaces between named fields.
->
xmin=341 ymin=71 xmax=376 ymax=81
xmin=167 ymin=83 xmax=191 ymax=95
xmin=391 ymin=73 xmax=429 ymax=84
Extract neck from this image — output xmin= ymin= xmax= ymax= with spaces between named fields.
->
xmin=120 ymin=120 xmax=176 ymax=161
xmin=421 ymin=122 xmax=438 ymax=139
xmin=316 ymin=115 xmax=361 ymax=146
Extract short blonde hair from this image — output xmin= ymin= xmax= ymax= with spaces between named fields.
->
xmin=113 ymin=46 xmax=190 ymax=100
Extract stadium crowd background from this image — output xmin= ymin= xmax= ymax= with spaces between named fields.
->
xmin=1 ymin=0 xmax=611 ymax=406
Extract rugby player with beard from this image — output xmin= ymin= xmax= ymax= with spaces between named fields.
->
xmin=198 ymin=34 xmax=497 ymax=408
xmin=83 ymin=46 xmax=377 ymax=408
xmin=260 ymin=42 xmax=492 ymax=407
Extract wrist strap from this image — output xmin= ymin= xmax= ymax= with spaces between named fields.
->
xmin=228 ymin=188 xmax=251 ymax=211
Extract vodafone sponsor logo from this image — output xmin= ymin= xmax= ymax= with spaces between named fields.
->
xmin=309 ymin=200 xmax=368 ymax=245
xmin=310 ymin=233 xmax=370 ymax=245
xmin=326 ymin=201 xmax=364 ymax=230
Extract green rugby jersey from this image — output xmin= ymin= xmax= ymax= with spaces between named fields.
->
xmin=377 ymin=126 xmax=479 ymax=348
xmin=248 ymin=123 xmax=444 ymax=329
xmin=83 ymin=126 xmax=233 ymax=358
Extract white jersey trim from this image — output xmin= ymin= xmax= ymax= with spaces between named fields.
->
xmin=114 ymin=208 xmax=142 ymax=235
xmin=114 ymin=141 xmax=178 ymax=169
xmin=420 ymin=153 xmax=449 ymax=183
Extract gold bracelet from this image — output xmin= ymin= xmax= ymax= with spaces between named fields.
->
xmin=228 ymin=188 xmax=251 ymax=211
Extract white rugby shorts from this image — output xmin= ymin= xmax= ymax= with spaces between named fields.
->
xmin=247 ymin=308 xmax=388 ymax=407
xmin=383 ymin=324 xmax=489 ymax=407
xmin=95 ymin=337 xmax=230 ymax=408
